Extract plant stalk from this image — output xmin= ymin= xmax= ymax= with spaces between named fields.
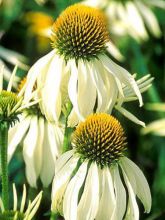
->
xmin=0 ymin=121 xmax=9 ymax=210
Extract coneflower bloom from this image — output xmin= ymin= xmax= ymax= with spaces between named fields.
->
xmin=24 ymin=4 xmax=144 ymax=126
xmin=0 ymin=184 xmax=42 ymax=220
xmin=142 ymin=103 xmax=165 ymax=136
xmin=51 ymin=113 xmax=151 ymax=220
xmin=8 ymin=78 xmax=64 ymax=188
xmin=83 ymin=0 xmax=165 ymax=41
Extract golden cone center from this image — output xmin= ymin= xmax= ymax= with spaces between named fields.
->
xmin=51 ymin=4 xmax=110 ymax=60
xmin=72 ymin=113 xmax=127 ymax=167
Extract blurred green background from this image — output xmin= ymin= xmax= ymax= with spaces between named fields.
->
xmin=0 ymin=0 xmax=165 ymax=219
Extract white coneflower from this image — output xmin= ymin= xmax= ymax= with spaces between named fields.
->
xmin=0 ymin=184 xmax=42 ymax=220
xmin=8 ymin=104 xmax=64 ymax=188
xmin=142 ymin=103 xmax=165 ymax=136
xmin=24 ymin=4 xmax=145 ymax=127
xmin=8 ymin=77 xmax=64 ymax=188
xmin=83 ymin=0 xmax=165 ymax=41
xmin=51 ymin=113 xmax=151 ymax=220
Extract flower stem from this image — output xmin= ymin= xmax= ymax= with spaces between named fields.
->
xmin=62 ymin=102 xmax=73 ymax=153
xmin=0 ymin=121 xmax=9 ymax=210
xmin=50 ymin=212 xmax=59 ymax=220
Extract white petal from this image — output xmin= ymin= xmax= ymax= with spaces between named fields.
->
xmin=63 ymin=161 xmax=88 ymax=220
xmin=7 ymin=65 xmax=17 ymax=92
xmin=40 ymin=122 xmax=55 ymax=187
xmin=51 ymin=156 xmax=79 ymax=212
xmin=24 ymin=50 xmax=55 ymax=102
xmin=96 ymin=167 xmax=116 ymax=220
xmin=115 ymin=105 xmax=145 ymax=127
xmin=122 ymin=168 xmax=139 ymax=220
xmin=41 ymin=54 xmax=63 ymax=121
xmin=111 ymin=164 xmax=126 ymax=220
xmin=77 ymin=60 xmax=96 ymax=118
xmin=55 ymin=149 xmax=75 ymax=174
xmin=77 ymin=162 xmax=99 ymax=220
xmin=47 ymin=122 xmax=64 ymax=162
xmin=120 ymin=157 xmax=151 ymax=213
xmin=101 ymin=55 xmax=143 ymax=107
xmin=142 ymin=119 xmax=165 ymax=136
xmin=23 ymin=117 xmax=39 ymax=188
xmin=126 ymin=2 xmax=148 ymax=39
xmin=89 ymin=61 xmax=107 ymax=112
xmin=8 ymin=115 xmax=30 ymax=162
xmin=68 ymin=60 xmax=82 ymax=120
xmin=13 ymin=184 xmax=18 ymax=211
xmin=20 ymin=184 xmax=26 ymax=213
xmin=0 ymin=64 xmax=4 ymax=91
xmin=136 ymin=1 xmax=161 ymax=37
xmin=106 ymin=42 xmax=124 ymax=61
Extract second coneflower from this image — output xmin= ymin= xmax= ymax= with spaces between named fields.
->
xmin=24 ymin=4 xmax=144 ymax=126
xmin=51 ymin=113 xmax=151 ymax=220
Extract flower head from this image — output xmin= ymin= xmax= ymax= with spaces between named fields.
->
xmin=0 ymin=184 xmax=42 ymax=220
xmin=51 ymin=113 xmax=151 ymax=220
xmin=24 ymin=4 xmax=150 ymax=127
xmin=0 ymin=65 xmax=37 ymax=126
xmin=51 ymin=4 xmax=109 ymax=61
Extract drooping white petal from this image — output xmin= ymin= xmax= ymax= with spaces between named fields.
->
xmin=8 ymin=115 xmax=31 ymax=162
xmin=122 ymin=168 xmax=139 ymax=220
xmin=40 ymin=122 xmax=55 ymax=187
xmin=68 ymin=60 xmax=83 ymax=120
xmin=89 ymin=61 xmax=107 ymax=112
xmin=97 ymin=61 xmax=118 ymax=113
xmin=111 ymin=164 xmax=126 ymax=220
xmin=47 ymin=122 xmax=64 ymax=162
xmin=77 ymin=162 xmax=99 ymax=220
xmin=96 ymin=166 xmax=116 ymax=220
xmin=41 ymin=54 xmax=63 ymax=121
xmin=120 ymin=157 xmax=151 ymax=213
xmin=115 ymin=105 xmax=145 ymax=127
xmin=55 ymin=149 xmax=75 ymax=174
xmin=23 ymin=117 xmax=39 ymax=188
xmin=142 ymin=119 xmax=165 ymax=136
xmin=24 ymin=50 xmax=55 ymax=102
xmin=51 ymin=155 xmax=79 ymax=212
xmin=77 ymin=60 xmax=96 ymax=118
xmin=126 ymin=2 xmax=148 ymax=40
xmin=106 ymin=42 xmax=124 ymax=61
xmin=101 ymin=55 xmax=143 ymax=107
xmin=63 ymin=161 xmax=88 ymax=220
xmin=135 ymin=1 xmax=161 ymax=37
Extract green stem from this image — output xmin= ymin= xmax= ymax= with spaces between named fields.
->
xmin=0 ymin=122 xmax=9 ymax=210
xmin=62 ymin=102 xmax=73 ymax=153
xmin=50 ymin=212 xmax=59 ymax=220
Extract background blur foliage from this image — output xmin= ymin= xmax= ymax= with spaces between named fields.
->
xmin=0 ymin=0 xmax=165 ymax=219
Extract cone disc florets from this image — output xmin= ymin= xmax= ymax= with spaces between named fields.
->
xmin=72 ymin=113 xmax=127 ymax=167
xmin=51 ymin=4 xmax=110 ymax=61
xmin=0 ymin=90 xmax=21 ymax=125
